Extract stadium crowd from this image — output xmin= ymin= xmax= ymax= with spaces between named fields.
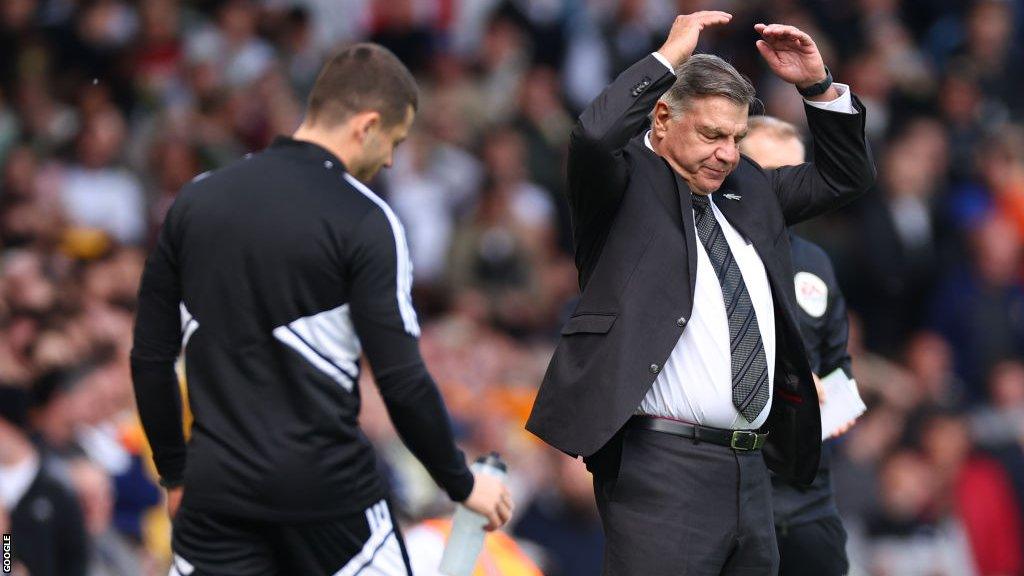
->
xmin=0 ymin=0 xmax=1022 ymax=574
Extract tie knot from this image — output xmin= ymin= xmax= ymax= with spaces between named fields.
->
xmin=691 ymin=193 xmax=710 ymax=211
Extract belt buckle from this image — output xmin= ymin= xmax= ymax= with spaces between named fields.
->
xmin=730 ymin=430 xmax=759 ymax=451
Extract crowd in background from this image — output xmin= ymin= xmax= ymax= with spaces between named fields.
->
xmin=0 ymin=0 xmax=1023 ymax=574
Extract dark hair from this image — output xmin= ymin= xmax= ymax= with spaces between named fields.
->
xmin=661 ymin=54 xmax=756 ymax=114
xmin=306 ymin=43 xmax=419 ymax=128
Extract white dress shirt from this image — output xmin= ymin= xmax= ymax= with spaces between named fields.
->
xmin=638 ymin=53 xmax=857 ymax=429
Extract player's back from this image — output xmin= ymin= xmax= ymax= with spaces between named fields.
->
xmin=166 ymin=138 xmax=387 ymax=521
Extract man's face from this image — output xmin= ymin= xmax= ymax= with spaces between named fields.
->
xmin=739 ymin=131 xmax=805 ymax=169
xmin=353 ymin=105 xmax=414 ymax=182
xmin=653 ymin=96 xmax=748 ymax=194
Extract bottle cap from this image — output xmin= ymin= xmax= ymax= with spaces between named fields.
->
xmin=475 ymin=451 xmax=507 ymax=473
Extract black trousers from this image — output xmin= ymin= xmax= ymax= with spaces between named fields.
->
xmin=590 ymin=427 xmax=779 ymax=575
xmin=776 ymin=516 xmax=848 ymax=576
xmin=170 ymin=499 xmax=412 ymax=576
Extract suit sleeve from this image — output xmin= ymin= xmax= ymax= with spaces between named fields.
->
xmin=130 ymin=202 xmax=187 ymax=488
xmin=568 ymin=55 xmax=675 ymax=259
xmin=771 ymin=90 xmax=876 ymax=225
xmin=347 ymin=207 xmax=475 ymax=502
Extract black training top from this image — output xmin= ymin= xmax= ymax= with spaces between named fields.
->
xmin=130 ymin=137 xmax=474 ymax=521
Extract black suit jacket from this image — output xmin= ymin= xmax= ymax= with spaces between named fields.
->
xmin=526 ymin=54 xmax=875 ymax=484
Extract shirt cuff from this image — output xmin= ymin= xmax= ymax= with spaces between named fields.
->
xmin=803 ymin=83 xmax=856 ymax=114
xmin=652 ymin=52 xmax=675 ymax=75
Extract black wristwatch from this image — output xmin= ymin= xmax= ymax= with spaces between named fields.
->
xmin=797 ymin=66 xmax=833 ymax=97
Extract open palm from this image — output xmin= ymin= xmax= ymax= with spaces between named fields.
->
xmin=754 ymin=23 xmax=827 ymax=87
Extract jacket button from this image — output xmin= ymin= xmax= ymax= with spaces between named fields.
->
xmin=650 ymin=363 xmax=660 ymax=374
xmin=677 ymin=316 xmax=687 ymax=327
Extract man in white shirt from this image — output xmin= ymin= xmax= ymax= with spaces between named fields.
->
xmin=527 ymin=12 xmax=874 ymax=575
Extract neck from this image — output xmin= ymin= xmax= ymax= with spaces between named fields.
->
xmin=292 ymin=122 xmax=358 ymax=170
xmin=650 ymin=133 xmax=702 ymax=194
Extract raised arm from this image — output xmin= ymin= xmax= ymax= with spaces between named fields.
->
xmin=753 ymin=23 xmax=875 ymax=223
xmin=568 ymin=12 xmax=732 ymax=246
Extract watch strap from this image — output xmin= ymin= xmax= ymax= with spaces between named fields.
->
xmin=797 ymin=66 xmax=833 ymax=97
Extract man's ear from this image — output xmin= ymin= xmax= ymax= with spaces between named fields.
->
xmin=652 ymin=101 xmax=674 ymax=139
xmin=351 ymin=111 xmax=382 ymax=143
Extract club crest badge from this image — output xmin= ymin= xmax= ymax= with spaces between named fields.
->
xmin=794 ymin=271 xmax=828 ymax=318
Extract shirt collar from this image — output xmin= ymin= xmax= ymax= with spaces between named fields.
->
xmin=268 ymin=136 xmax=347 ymax=172
xmin=644 ymin=130 xmax=654 ymax=152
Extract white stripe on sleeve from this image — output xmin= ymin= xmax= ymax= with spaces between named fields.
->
xmin=343 ymin=173 xmax=421 ymax=338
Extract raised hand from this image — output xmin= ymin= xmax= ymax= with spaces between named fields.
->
xmin=754 ymin=23 xmax=830 ymax=92
xmin=657 ymin=11 xmax=733 ymax=67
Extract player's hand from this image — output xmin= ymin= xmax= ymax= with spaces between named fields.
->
xmin=463 ymin=472 xmax=513 ymax=531
xmin=754 ymin=23 xmax=835 ymax=98
xmin=657 ymin=12 xmax=733 ymax=67
xmin=166 ymin=486 xmax=183 ymax=519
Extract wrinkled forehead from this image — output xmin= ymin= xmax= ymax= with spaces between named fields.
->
xmin=680 ymin=96 xmax=749 ymax=133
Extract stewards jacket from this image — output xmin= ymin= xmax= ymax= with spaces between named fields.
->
xmin=526 ymin=54 xmax=875 ymax=484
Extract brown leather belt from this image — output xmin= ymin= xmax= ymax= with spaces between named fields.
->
xmin=627 ymin=415 xmax=768 ymax=451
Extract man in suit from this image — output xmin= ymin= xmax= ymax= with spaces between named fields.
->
xmin=741 ymin=115 xmax=858 ymax=576
xmin=526 ymin=11 xmax=874 ymax=575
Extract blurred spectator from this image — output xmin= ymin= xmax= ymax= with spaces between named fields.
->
xmin=850 ymin=118 xmax=949 ymax=355
xmin=930 ymin=212 xmax=1024 ymax=401
xmin=58 ymin=109 xmax=146 ymax=244
xmin=919 ymin=410 xmax=1024 ymax=576
xmin=834 ymin=402 xmax=907 ymax=522
xmin=67 ymin=458 xmax=144 ymax=576
xmin=948 ymin=0 xmax=1024 ymax=119
xmin=385 ymin=129 xmax=482 ymax=293
xmin=184 ymin=0 xmax=274 ymax=89
xmin=1 ymin=384 xmax=89 ymax=576
xmin=902 ymin=331 xmax=967 ymax=408
xmin=513 ymin=453 xmax=603 ymax=576
xmin=369 ymin=0 xmax=440 ymax=75
xmin=861 ymin=448 xmax=977 ymax=576
xmin=972 ymin=360 xmax=1024 ymax=448
xmin=145 ymin=137 xmax=199 ymax=234
xmin=274 ymin=6 xmax=323 ymax=98
xmin=131 ymin=0 xmax=184 ymax=109
xmin=983 ymin=127 xmax=1024 ymax=241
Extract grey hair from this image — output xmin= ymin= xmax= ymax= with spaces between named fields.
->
xmin=658 ymin=54 xmax=756 ymax=116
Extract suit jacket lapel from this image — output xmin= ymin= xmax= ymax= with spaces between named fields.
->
xmin=673 ymin=173 xmax=699 ymax=300
xmin=631 ymin=135 xmax=681 ymax=228
xmin=710 ymin=183 xmax=769 ymax=254
xmin=631 ymin=134 xmax=699 ymax=300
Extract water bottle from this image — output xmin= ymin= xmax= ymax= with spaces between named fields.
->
xmin=438 ymin=452 xmax=508 ymax=576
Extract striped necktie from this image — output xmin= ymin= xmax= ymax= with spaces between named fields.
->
xmin=691 ymin=193 xmax=769 ymax=422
